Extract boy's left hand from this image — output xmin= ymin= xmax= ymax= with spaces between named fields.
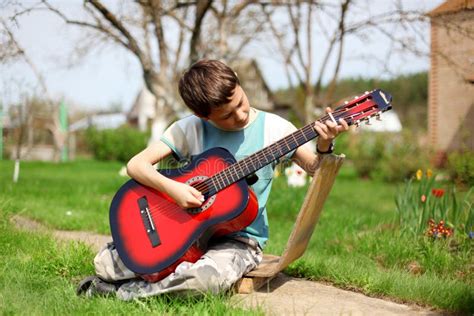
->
xmin=314 ymin=107 xmax=349 ymax=152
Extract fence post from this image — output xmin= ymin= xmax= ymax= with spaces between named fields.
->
xmin=60 ymin=101 xmax=68 ymax=162
xmin=0 ymin=102 xmax=3 ymax=161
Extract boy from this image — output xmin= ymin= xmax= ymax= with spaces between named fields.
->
xmin=78 ymin=59 xmax=348 ymax=300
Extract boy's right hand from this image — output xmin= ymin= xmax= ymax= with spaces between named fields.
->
xmin=164 ymin=180 xmax=204 ymax=209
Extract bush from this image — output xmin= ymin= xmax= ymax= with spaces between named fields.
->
xmin=343 ymin=131 xmax=429 ymax=182
xmin=447 ymin=151 xmax=474 ymax=187
xmin=85 ymin=126 xmax=150 ymax=162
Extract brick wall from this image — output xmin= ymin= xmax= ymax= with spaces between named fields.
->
xmin=429 ymin=10 xmax=474 ymax=153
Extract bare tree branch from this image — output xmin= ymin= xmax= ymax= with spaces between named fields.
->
xmin=148 ymin=0 xmax=169 ymax=79
xmin=190 ymin=0 xmax=212 ymax=64
xmin=325 ymin=0 xmax=350 ymax=103
xmin=85 ymin=0 xmax=147 ymax=64
xmin=41 ymin=1 xmax=129 ymax=49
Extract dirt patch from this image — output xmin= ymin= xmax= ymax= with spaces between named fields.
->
xmin=12 ymin=215 xmax=439 ymax=315
xmin=11 ymin=215 xmax=111 ymax=252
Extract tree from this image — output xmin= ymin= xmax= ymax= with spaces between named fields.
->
xmin=3 ymin=0 xmax=446 ymax=130
xmin=4 ymin=0 xmax=267 ymax=141
xmin=261 ymin=1 xmax=432 ymax=124
xmin=1 ymin=18 xmax=66 ymax=162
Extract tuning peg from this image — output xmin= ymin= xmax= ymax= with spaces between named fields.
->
xmin=365 ymin=117 xmax=372 ymax=125
xmin=376 ymin=113 xmax=382 ymax=121
xmin=353 ymin=95 xmax=359 ymax=99
xmin=344 ymin=101 xmax=348 ymax=105
xmin=364 ymin=91 xmax=369 ymax=94
xmin=354 ymin=120 xmax=361 ymax=128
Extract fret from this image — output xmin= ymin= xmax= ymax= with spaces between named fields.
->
xmin=296 ymin=131 xmax=304 ymax=145
xmin=301 ymin=128 xmax=309 ymax=142
xmin=227 ymin=169 xmax=236 ymax=185
xmin=213 ymin=171 xmax=222 ymax=191
xmin=259 ymin=149 xmax=272 ymax=166
xmin=241 ymin=160 xmax=251 ymax=176
xmin=214 ymin=173 xmax=223 ymax=192
xmin=283 ymin=138 xmax=292 ymax=151
xmin=276 ymin=143 xmax=285 ymax=157
xmin=242 ymin=156 xmax=255 ymax=174
xmin=235 ymin=161 xmax=245 ymax=178
xmin=290 ymin=133 xmax=299 ymax=148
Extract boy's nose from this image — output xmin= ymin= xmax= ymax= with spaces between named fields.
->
xmin=236 ymin=110 xmax=247 ymax=122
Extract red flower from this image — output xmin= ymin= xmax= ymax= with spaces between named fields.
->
xmin=431 ymin=188 xmax=445 ymax=198
xmin=426 ymin=218 xmax=453 ymax=239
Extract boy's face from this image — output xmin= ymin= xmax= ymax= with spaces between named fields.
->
xmin=203 ymin=85 xmax=251 ymax=131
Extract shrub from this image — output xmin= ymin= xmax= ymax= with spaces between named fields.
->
xmin=343 ymin=131 xmax=429 ymax=182
xmin=447 ymin=151 xmax=474 ymax=187
xmin=85 ymin=126 xmax=149 ymax=162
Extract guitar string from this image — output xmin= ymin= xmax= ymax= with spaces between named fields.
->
xmin=145 ymin=104 xmax=365 ymax=217
xmin=145 ymin=106 xmax=357 ymax=217
xmin=146 ymin=98 xmax=375 ymax=217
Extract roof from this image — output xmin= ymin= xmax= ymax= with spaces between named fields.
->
xmin=231 ymin=59 xmax=273 ymax=97
xmin=69 ymin=112 xmax=126 ymax=132
xmin=127 ymin=88 xmax=157 ymax=120
xmin=428 ymin=0 xmax=474 ymax=17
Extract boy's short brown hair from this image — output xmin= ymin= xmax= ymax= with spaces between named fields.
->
xmin=178 ymin=59 xmax=240 ymax=118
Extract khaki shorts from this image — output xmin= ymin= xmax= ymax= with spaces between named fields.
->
xmin=94 ymin=237 xmax=262 ymax=301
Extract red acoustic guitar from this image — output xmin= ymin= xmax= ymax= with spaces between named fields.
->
xmin=109 ymin=89 xmax=393 ymax=282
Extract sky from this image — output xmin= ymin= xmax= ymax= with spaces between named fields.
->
xmin=0 ymin=0 xmax=444 ymax=113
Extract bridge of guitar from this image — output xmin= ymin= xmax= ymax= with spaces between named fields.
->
xmin=138 ymin=196 xmax=161 ymax=247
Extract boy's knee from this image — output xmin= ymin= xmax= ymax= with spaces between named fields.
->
xmin=94 ymin=242 xmax=135 ymax=281
xmin=173 ymin=259 xmax=228 ymax=293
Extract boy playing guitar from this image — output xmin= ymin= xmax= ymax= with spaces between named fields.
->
xmin=78 ymin=59 xmax=351 ymax=300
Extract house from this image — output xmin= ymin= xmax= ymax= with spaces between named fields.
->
xmin=69 ymin=112 xmax=127 ymax=132
xmin=230 ymin=59 xmax=275 ymax=111
xmin=127 ymin=86 xmax=185 ymax=143
xmin=427 ymin=0 xmax=474 ymax=164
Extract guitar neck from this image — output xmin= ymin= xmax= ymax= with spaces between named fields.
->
xmin=202 ymin=121 xmax=321 ymax=195
xmin=199 ymin=88 xmax=393 ymax=196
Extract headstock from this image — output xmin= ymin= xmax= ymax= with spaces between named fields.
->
xmin=331 ymin=89 xmax=393 ymax=128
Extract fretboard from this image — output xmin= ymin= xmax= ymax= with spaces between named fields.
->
xmin=201 ymin=122 xmax=319 ymax=196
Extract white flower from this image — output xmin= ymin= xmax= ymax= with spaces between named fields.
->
xmin=285 ymin=163 xmax=307 ymax=187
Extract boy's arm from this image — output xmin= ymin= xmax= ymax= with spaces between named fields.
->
xmin=126 ymin=141 xmax=204 ymax=208
xmin=292 ymin=108 xmax=348 ymax=176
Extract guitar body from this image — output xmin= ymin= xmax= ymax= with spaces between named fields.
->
xmin=109 ymin=147 xmax=259 ymax=282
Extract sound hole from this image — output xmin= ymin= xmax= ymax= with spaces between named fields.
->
xmin=185 ymin=176 xmax=216 ymax=214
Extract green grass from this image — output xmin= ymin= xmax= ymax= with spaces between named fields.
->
xmin=0 ymin=159 xmax=122 ymax=234
xmin=0 ymin=159 xmax=472 ymax=313
xmin=0 ymin=203 xmax=259 ymax=314
xmin=268 ymin=164 xmax=473 ymax=312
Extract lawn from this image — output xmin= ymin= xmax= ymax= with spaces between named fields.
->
xmin=0 ymin=159 xmax=472 ymax=313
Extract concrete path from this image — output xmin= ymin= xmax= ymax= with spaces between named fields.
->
xmin=12 ymin=215 xmax=439 ymax=315
xmin=232 ymin=274 xmax=437 ymax=315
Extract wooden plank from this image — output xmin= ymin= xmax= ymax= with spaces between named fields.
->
xmin=245 ymin=254 xmax=280 ymax=277
xmin=236 ymin=154 xmax=345 ymax=292
xmin=234 ymin=275 xmax=276 ymax=294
